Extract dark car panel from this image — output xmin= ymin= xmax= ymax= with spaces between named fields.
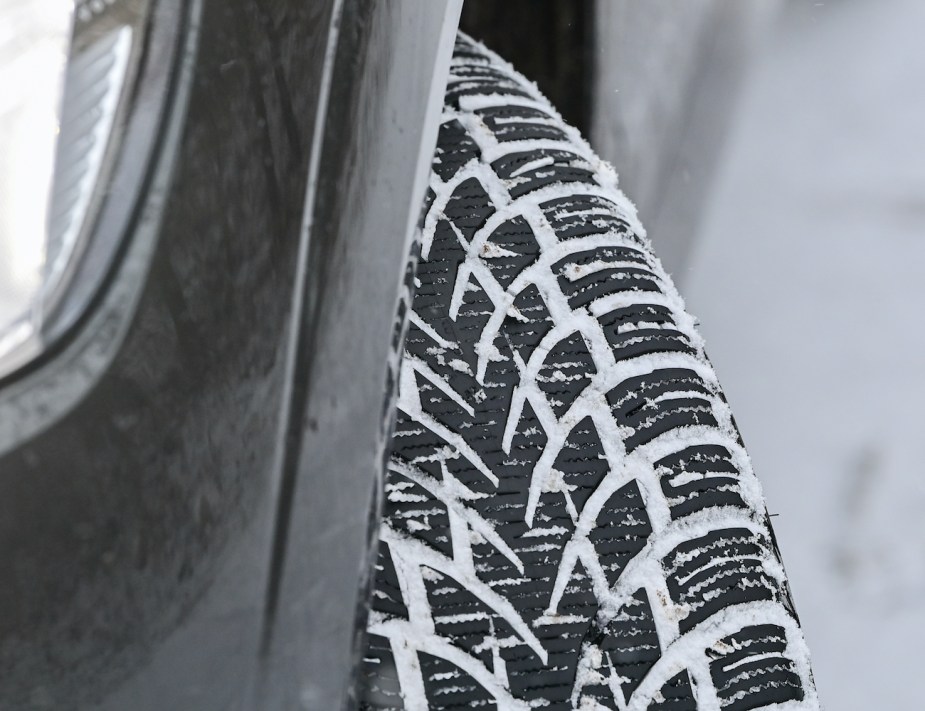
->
xmin=0 ymin=0 xmax=458 ymax=707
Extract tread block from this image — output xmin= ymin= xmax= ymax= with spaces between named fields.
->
xmin=476 ymin=104 xmax=570 ymax=144
xmin=491 ymin=148 xmax=597 ymax=198
xmin=481 ymin=215 xmax=539 ymax=288
xmin=446 ymin=63 xmax=533 ymax=107
xmin=536 ymin=332 xmax=596 ymax=418
xmin=553 ymin=417 xmax=609 ymax=516
xmin=541 ymin=194 xmax=635 ymax=241
xmin=606 ymin=369 xmax=718 ymax=453
xmin=597 ymin=304 xmax=696 ymax=361
xmin=650 ymin=671 xmax=698 ymax=710
xmin=663 ymin=529 xmax=779 ymax=633
xmin=454 ymin=273 xmax=494 ymax=364
xmin=504 ymin=284 xmax=554 ymax=364
xmin=443 ymin=177 xmax=496 ymax=242
xmin=421 ymin=187 xmax=437 ymax=226
xmin=654 ymin=445 xmax=749 ymax=519
xmin=708 ymin=625 xmax=805 ymax=711
xmin=360 ymin=634 xmax=405 ymax=711
xmin=433 ymin=119 xmax=481 ymax=182
xmin=416 ymin=218 xmax=467 ymax=338
xmin=493 ymin=402 xmax=547 ymax=514
xmin=554 ymin=246 xmax=660 ymax=310
xmin=370 ymin=543 xmax=409 ymax=620
xmin=451 ymin=37 xmax=491 ymax=63
xmin=589 ymin=480 xmax=652 ymax=588
xmin=419 ymin=652 xmax=499 ymax=710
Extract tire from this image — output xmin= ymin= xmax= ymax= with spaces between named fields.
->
xmin=360 ymin=35 xmax=818 ymax=711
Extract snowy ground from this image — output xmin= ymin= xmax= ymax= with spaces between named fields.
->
xmin=682 ymin=1 xmax=925 ymax=707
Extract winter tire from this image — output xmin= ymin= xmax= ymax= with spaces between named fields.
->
xmin=360 ymin=35 xmax=819 ymax=711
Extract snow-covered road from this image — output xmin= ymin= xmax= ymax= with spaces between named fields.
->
xmin=684 ymin=0 xmax=925 ymax=707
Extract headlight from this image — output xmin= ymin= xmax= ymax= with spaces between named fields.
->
xmin=0 ymin=0 xmax=141 ymax=378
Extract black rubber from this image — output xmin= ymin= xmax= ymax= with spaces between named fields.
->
xmin=359 ymin=35 xmax=818 ymax=711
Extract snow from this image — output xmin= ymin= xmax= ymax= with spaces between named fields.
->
xmin=684 ymin=1 xmax=925 ymax=707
